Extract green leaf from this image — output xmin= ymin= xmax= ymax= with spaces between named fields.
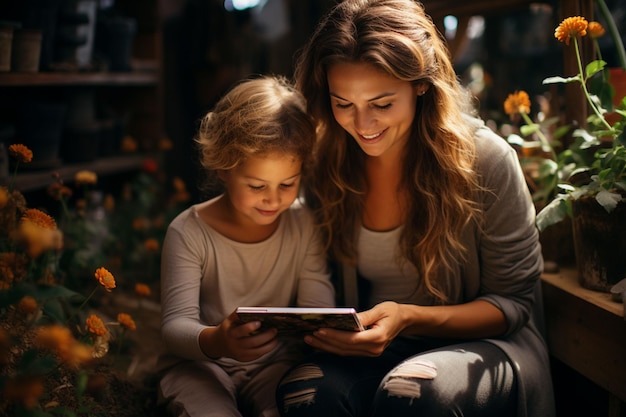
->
xmin=506 ymin=134 xmax=525 ymax=146
xmin=76 ymin=371 xmax=88 ymax=399
xmin=595 ymin=190 xmax=624 ymax=212
xmin=543 ymin=75 xmax=580 ymax=84
xmin=585 ymin=59 xmax=607 ymax=79
xmin=536 ymin=196 xmax=570 ymax=232
xmin=520 ymin=124 xmax=539 ymax=136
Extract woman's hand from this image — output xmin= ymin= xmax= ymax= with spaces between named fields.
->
xmin=304 ymin=301 xmax=408 ymax=357
xmin=199 ymin=311 xmax=279 ymax=362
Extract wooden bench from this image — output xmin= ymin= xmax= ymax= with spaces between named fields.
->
xmin=541 ymin=268 xmax=626 ymax=417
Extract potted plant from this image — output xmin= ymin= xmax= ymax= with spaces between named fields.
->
xmin=505 ymin=4 xmax=626 ymax=292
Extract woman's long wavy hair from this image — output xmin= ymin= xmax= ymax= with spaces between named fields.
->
xmin=295 ymin=0 xmax=482 ymax=301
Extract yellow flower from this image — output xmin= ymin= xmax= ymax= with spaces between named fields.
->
xmin=504 ymin=90 xmax=531 ymax=117
xmin=134 ymin=283 xmax=151 ymax=298
xmin=17 ymin=296 xmax=38 ymax=314
xmin=86 ymin=314 xmax=108 ymax=336
xmin=554 ymin=16 xmax=588 ymax=45
xmin=8 ymin=144 xmax=33 ymax=163
xmin=94 ymin=267 xmax=116 ymax=292
xmin=74 ymin=170 xmax=98 ymax=186
xmin=117 ymin=313 xmax=136 ymax=331
xmin=0 ymin=186 xmax=8 ymax=209
xmin=587 ymin=21 xmax=605 ymax=38
xmin=3 ymin=376 xmax=44 ymax=409
xmin=144 ymin=238 xmax=160 ymax=252
xmin=22 ymin=208 xmax=57 ymax=230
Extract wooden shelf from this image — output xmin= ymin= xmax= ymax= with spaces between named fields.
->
xmin=13 ymin=154 xmax=148 ymax=192
xmin=0 ymin=61 xmax=159 ymax=87
xmin=542 ymin=267 xmax=623 ymax=317
xmin=541 ymin=268 xmax=626 ymax=407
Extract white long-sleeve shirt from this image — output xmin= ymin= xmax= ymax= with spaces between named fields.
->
xmin=160 ymin=201 xmax=335 ymax=362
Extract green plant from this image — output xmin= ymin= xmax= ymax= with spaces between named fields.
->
xmin=507 ymin=11 xmax=626 ymax=232
xmin=0 ymin=146 xmax=148 ymax=416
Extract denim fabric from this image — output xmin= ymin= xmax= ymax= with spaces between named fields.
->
xmin=276 ymin=339 xmax=516 ymax=417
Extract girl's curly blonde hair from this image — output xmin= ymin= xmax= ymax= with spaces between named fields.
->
xmin=196 ymin=75 xmax=316 ymax=195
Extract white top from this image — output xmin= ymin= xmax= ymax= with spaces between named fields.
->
xmin=160 ymin=201 xmax=335 ymax=362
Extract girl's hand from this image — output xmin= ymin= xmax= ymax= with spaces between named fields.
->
xmin=304 ymin=301 xmax=407 ymax=357
xmin=203 ymin=311 xmax=279 ymax=362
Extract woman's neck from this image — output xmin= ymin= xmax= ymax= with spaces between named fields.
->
xmin=363 ymin=155 xmax=407 ymax=231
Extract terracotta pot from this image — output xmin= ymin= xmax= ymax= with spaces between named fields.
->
xmin=571 ymin=195 xmax=626 ymax=292
xmin=606 ymin=68 xmax=626 ymax=126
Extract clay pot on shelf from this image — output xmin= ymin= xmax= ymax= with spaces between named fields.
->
xmin=571 ymin=195 xmax=626 ymax=292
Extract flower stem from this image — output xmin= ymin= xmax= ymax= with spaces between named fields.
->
xmin=574 ymin=37 xmax=613 ymax=130
xmin=595 ymin=0 xmax=626 ymax=71
xmin=520 ymin=112 xmax=557 ymax=160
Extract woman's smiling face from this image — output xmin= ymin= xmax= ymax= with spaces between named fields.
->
xmin=327 ymin=62 xmax=423 ymax=159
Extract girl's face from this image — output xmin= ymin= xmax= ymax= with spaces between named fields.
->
xmin=219 ymin=153 xmax=302 ymax=227
xmin=327 ymin=62 xmax=423 ymax=160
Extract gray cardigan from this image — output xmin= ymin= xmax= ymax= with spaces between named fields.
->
xmin=339 ymin=118 xmax=555 ymax=417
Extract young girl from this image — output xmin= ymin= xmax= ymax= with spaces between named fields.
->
xmin=158 ymin=75 xmax=335 ymax=417
xmin=276 ymin=1 xmax=555 ymax=416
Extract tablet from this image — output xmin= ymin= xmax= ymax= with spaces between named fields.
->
xmin=235 ymin=307 xmax=365 ymax=335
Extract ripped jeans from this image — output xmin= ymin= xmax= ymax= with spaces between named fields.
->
xmin=276 ymin=338 xmax=517 ymax=417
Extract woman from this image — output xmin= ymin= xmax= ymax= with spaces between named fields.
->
xmin=275 ymin=1 xmax=555 ymax=416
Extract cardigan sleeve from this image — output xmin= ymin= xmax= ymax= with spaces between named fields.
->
xmin=473 ymin=125 xmax=544 ymax=336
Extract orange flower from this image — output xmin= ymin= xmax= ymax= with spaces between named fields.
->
xmin=3 ymin=376 xmax=44 ymax=409
xmin=144 ymin=238 xmax=160 ymax=252
xmin=135 ymin=283 xmax=151 ymax=298
xmin=8 ymin=144 xmax=33 ymax=163
xmin=554 ymin=16 xmax=588 ymax=45
xmin=587 ymin=21 xmax=605 ymax=39
xmin=22 ymin=208 xmax=57 ymax=230
xmin=0 ymin=186 xmax=8 ymax=209
xmin=94 ymin=267 xmax=116 ymax=292
xmin=19 ymin=212 xmax=63 ymax=258
xmin=0 ymin=327 xmax=10 ymax=365
xmin=121 ymin=135 xmax=138 ymax=152
xmin=34 ymin=324 xmax=74 ymax=357
xmin=117 ymin=313 xmax=136 ymax=331
xmin=47 ymin=182 xmax=72 ymax=201
xmin=132 ymin=217 xmax=148 ymax=231
xmin=33 ymin=324 xmax=94 ymax=367
xmin=17 ymin=296 xmax=38 ymax=314
xmin=74 ymin=170 xmax=98 ymax=186
xmin=159 ymin=137 xmax=173 ymax=151
xmin=103 ymin=194 xmax=115 ymax=212
xmin=86 ymin=314 xmax=108 ymax=336
xmin=65 ymin=342 xmax=95 ymax=368
xmin=504 ymin=90 xmax=531 ymax=117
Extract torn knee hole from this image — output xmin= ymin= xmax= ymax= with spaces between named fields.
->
xmin=388 ymin=358 xmax=437 ymax=379
xmin=280 ymin=364 xmax=324 ymax=385
xmin=282 ymin=388 xmax=317 ymax=408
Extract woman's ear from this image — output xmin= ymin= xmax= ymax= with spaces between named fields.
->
xmin=416 ymin=83 xmax=430 ymax=96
